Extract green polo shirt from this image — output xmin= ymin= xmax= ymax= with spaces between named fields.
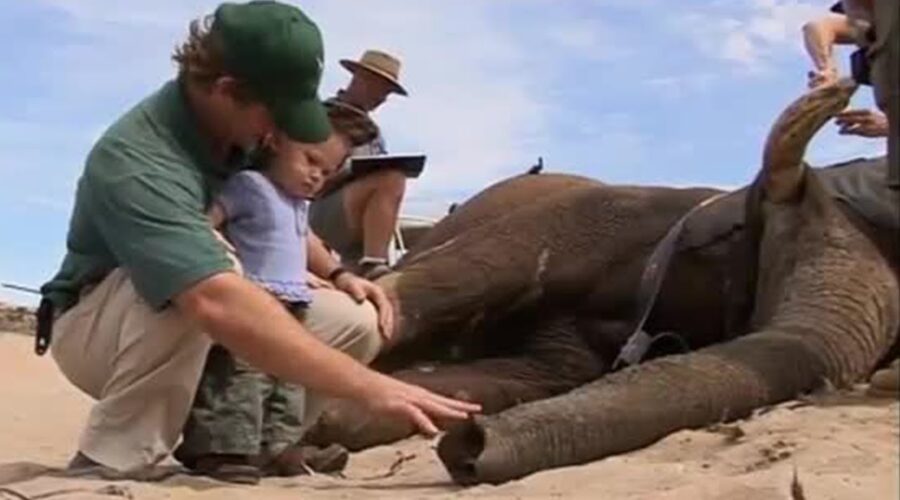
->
xmin=42 ymin=80 xmax=240 ymax=312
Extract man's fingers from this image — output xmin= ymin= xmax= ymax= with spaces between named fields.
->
xmin=403 ymin=403 xmax=439 ymax=436
xmin=835 ymin=110 xmax=877 ymax=127
xmin=412 ymin=388 xmax=482 ymax=419
xmin=368 ymin=289 xmax=395 ymax=340
xmin=836 ymin=108 xmax=871 ymax=118
xmin=384 ymin=314 xmax=395 ymax=340
xmin=419 ymin=399 xmax=472 ymax=421
xmin=348 ymin=283 xmax=366 ymax=302
xmin=838 ymin=122 xmax=874 ymax=136
xmin=378 ymin=313 xmax=394 ymax=341
xmin=835 ymin=116 xmax=866 ymax=126
xmin=429 ymin=393 xmax=482 ymax=414
xmin=309 ymin=277 xmax=335 ymax=289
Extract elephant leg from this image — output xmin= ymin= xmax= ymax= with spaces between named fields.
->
xmin=303 ymin=316 xmax=608 ymax=451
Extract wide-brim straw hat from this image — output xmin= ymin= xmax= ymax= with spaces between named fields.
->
xmin=340 ymin=49 xmax=408 ymax=96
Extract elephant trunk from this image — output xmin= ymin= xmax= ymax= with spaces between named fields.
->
xmin=438 ymin=79 xmax=899 ymax=486
xmin=761 ymin=78 xmax=855 ymax=202
xmin=439 ymin=222 xmax=899 ymax=484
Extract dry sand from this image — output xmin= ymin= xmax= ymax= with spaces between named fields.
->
xmin=1 ymin=330 xmax=897 ymax=500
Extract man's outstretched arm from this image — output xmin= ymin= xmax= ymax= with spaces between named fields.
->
xmin=174 ymin=271 xmax=476 ymax=435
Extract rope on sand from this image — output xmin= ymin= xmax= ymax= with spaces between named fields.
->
xmin=0 ymin=487 xmax=30 ymax=500
xmin=0 ymin=485 xmax=133 ymax=500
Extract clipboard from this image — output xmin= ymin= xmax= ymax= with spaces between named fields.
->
xmin=349 ymin=153 xmax=427 ymax=179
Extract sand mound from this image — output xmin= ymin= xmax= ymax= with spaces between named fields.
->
xmin=0 ymin=303 xmax=35 ymax=336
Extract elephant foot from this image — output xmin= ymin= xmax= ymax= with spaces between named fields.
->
xmin=867 ymin=358 xmax=899 ymax=398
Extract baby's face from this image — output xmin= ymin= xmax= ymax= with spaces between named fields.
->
xmin=267 ymin=133 xmax=348 ymax=198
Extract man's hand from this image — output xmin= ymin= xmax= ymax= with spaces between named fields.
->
xmin=308 ymin=272 xmax=335 ymax=290
xmin=362 ymin=372 xmax=482 ymax=436
xmin=808 ymin=67 xmax=839 ymax=89
xmin=334 ymin=272 xmax=394 ymax=340
xmin=176 ymin=272 xmax=477 ymax=437
xmin=835 ymin=108 xmax=889 ymax=137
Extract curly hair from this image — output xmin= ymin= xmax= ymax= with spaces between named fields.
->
xmin=172 ymin=16 xmax=255 ymax=102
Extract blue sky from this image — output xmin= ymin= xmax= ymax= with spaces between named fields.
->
xmin=0 ymin=0 xmax=884 ymax=305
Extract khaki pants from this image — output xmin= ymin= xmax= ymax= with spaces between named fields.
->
xmin=51 ymin=268 xmax=382 ymax=472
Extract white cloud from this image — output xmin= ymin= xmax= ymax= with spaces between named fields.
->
xmin=544 ymin=19 xmax=624 ymax=62
xmin=643 ymin=73 xmax=719 ymax=99
xmin=25 ymin=0 xmax=554 ymax=217
xmin=23 ymin=196 xmax=72 ymax=213
xmin=673 ymin=0 xmax=821 ymax=74
xmin=13 ymin=0 xmax=880 ymax=220
xmin=304 ymin=1 xmax=551 ymax=208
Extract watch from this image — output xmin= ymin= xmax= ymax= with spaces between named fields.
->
xmin=327 ymin=266 xmax=348 ymax=282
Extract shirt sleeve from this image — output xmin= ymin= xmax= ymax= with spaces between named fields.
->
xmin=217 ymin=170 xmax=264 ymax=221
xmin=373 ymin=133 xmax=388 ymax=154
xmin=85 ymin=147 xmax=234 ymax=309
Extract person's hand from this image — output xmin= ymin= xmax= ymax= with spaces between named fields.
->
xmin=308 ymin=272 xmax=335 ymax=290
xmin=807 ymin=67 xmax=839 ymax=89
xmin=361 ymin=372 xmax=482 ymax=436
xmin=334 ymin=272 xmax=395 ymax=340
xmin=835 ymin=108 xmax=889 ymax=137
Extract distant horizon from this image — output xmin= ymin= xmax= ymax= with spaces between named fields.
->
xmin=0 ymin=0 xmax=884 ymax=306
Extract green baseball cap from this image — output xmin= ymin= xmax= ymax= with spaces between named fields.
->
xmin=212 ymin=1 xmax=331 ymax=143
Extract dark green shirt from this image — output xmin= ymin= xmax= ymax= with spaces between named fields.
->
xmin=42 ymin=80 xmax=240 ymax=311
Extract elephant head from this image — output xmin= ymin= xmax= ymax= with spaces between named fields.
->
xmin=436 ymin=79 xmax=900 ymax=484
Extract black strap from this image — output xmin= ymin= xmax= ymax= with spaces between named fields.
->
xmin=613 ymin=193 xmax=727 ymax=370
xmin=35 ymin=298 xmax=55 ymax=356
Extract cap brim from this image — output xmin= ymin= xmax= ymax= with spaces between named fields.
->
xmin=269 ymin=96 xmax=332 ymax=143
xmin=340 ymin=59 xmax=408 ymax=96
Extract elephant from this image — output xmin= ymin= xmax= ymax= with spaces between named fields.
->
xmin=304 ymin=81 xmax=900 ymax=484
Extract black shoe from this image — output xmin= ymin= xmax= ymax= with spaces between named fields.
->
xmin=185 ymin=454 xmax=262 ymax=485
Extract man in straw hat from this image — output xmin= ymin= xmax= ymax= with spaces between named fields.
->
xmin=310 ymin=49 xmax=411 ymax=280
xmin=36 ymin=1 xmax=478 ymax=480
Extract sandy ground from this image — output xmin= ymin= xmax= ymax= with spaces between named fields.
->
xmin=1 ymin=331 xmax=897 ymax=500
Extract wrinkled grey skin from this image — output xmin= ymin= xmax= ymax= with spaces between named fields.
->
xmin=305 ymin=85 xmax=900 ymax=481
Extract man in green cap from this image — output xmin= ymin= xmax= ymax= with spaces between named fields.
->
xmin=39 ymin=0 xmax=479 ymax=476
